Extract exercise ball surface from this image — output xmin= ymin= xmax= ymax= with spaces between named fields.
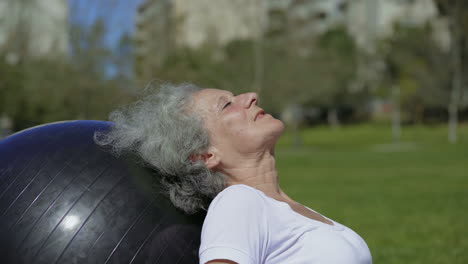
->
xmin=0 ymin=120 xmax=204 ymax=264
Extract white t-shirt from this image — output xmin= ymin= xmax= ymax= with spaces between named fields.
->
xmin=199 ymin=184 xmax=372 ymax=264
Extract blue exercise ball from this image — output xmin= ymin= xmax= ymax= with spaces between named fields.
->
xmin=0 ymin=120 xmax=204 ymax=263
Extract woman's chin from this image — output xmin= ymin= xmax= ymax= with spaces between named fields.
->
xmin=272 ymin=119 xmax=286 ymax=135
xmin=266 ymin=120 xmax=286 ymax=145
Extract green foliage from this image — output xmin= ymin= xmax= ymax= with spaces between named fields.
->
xmin=0 ymin=59 xmax=24 ymax=118
xmin=70 ymin=19 xmax=111 ymax=78
xmin=376 ymin=0 xmax=468 ymax=123
xmin=0 ymin=57 xmax=131 ymax=130
xmin=261 ymin=26 xmax=363 ymax=113
xmin=0 ymin=18 xmax=134 ymax=131
xmin=150 ymin=41 xmax=256 ymax=100
xmin=139 ymin=26 xmax=363 ymax=116
xmin=378 ymin=23 xmax=452 ymax=122
xmin=313 ymin=26 xmax=360 ymax=107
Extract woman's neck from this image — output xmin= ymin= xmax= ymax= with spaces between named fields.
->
xmin=223 ymin=151 xmax=292 ymax=201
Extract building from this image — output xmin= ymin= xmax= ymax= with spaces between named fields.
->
xmin=267 ymin=0 xmax=445 ymax=53
xmin=0 ymin=0 xmax=69 ymax=64
xmin=346 ymin=0 xmax=442 ymax=52
xmin=265 ymin=0 xmax=349 ymax=56
xmin=136 ymin=0 xmax=265 ymax=49
xmin=171 ymin=0 xmax=266 ymax=48
xmin=134 ymin=0 xmax=349 ymax=80
xmin=135 ymin=0 xmax=267 ymax=81
xmin=134 ymin=0 xmax=448 ymax=82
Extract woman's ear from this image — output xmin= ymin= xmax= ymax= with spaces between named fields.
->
xmin=190 ymin=147 xmax=220 ymax=169
xmin=203 ymin=152 xmax=220 ymax=169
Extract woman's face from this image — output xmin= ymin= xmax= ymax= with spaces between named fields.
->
xmin=191 ymin=89 xmax=284 ymax=166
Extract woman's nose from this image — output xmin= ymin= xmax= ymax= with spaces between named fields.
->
xmin=242 ymin=92 xmax=257 ymax=108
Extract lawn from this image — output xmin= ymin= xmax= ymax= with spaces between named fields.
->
xmin=275 ymin=124 xmax=468 ymax=264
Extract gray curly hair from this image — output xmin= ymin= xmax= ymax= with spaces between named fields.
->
xmin=94 ymin=82 xmax=227 ymax=214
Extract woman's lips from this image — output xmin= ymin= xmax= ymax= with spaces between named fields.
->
xmin=255 ymin=110 xmax=266 ymax=121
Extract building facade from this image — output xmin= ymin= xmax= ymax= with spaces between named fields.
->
xmin=135 ymin=0 xmax=267 ymax=81
xmin=134 ymin=0 xmax=447 ymax=81
xmin=0 ymin=0 xmax=69 ymax=64
xmin=346 ymin=0 xmax=442 ymax=51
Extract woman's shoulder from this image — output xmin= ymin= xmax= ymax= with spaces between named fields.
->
xmin=207 ymin=184 xmax=267 ymax=213
xmin=200 ymin=185 xmax=270 ymax=264
xmin=214 ymin=184 xmax=265 ymax=201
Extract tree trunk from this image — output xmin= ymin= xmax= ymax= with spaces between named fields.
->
xmin=448 ymin=0 xmax=462 ymax=144
xmin=327 ymin=107 xmax=340 ymax=130
xmin=292 ymin=123 xmax=302 ymax=149
xmin=282 ymin=104 xmax=303 ymax=148
xmin=252 ymin=0 xmax=264 ymax=96
xmin=392 ymin=85 xmax=401 ymax=143
xmin=413 ymin=101 xmax=424 ymax=125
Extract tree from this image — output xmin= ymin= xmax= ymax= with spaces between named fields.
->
xmin=0 ymin=0 xmax=134 ymax=131
xmin=314 ymin=27 xmax=360 ymax=128
xmin=378 ymin=23 xmax=452 ymax=126
xmin=113 ymin=33 xmax=134 ymax=87
xmin=434 ymin=0 xmax=468 ymax=143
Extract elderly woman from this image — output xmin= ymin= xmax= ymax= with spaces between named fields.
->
xmin=96 ymin=83 xmax=372 ymax=264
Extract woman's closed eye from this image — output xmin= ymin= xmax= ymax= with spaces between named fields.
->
xmin=222 ymin=102 xmax=232 ymax=110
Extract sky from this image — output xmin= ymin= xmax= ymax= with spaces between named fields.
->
xmin=68 ymin=0 xmax=145 ymax=50
xmin=68 ymin=0 xmax=145 ymax=77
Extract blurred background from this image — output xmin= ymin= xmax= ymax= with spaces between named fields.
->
xmin=0 ymin=0 xmax=467 ymax=263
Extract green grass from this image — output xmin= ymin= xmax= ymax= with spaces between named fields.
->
xmin=275 ymin=124 xmax=468 ymax=264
